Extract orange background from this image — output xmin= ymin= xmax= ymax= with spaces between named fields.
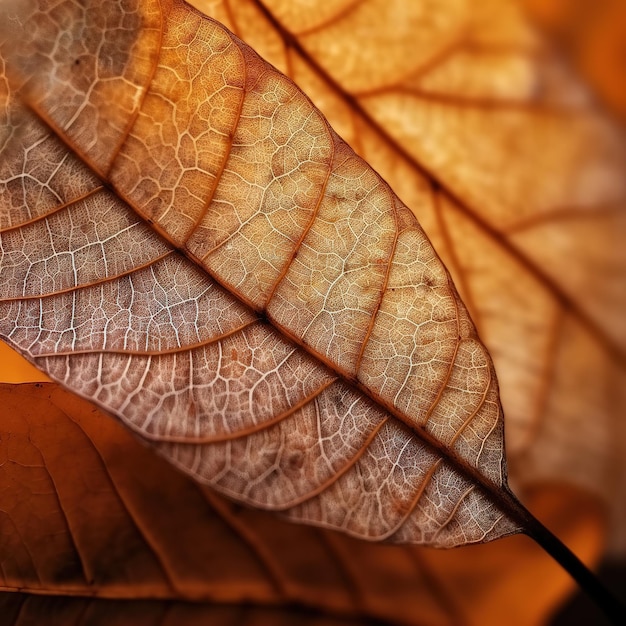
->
xmin=524 ymin=0 xmax=626 ymax=123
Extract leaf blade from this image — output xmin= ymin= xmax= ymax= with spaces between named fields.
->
xmin=0 ymin=0 xmax=522 ymax=546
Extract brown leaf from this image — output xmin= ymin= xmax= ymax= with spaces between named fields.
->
xmin=189 ymin=0 xmax=626 ymax=547
xmin=0 ymin=382 xmax=605 ymax=626
xmin=0 ymin=0 xmax=526 ymax=546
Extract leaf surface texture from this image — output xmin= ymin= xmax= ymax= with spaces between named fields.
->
xmin=0 ymin=0 xmax=522 ymax=546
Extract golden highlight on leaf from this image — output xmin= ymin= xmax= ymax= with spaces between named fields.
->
xmin=0 ymin=383 xmax=606 ymax=626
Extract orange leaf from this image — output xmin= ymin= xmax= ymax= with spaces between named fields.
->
xmin=0 ymin=382 xmax=605 ymax=625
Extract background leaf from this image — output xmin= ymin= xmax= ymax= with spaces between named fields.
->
xmin=0 ymin=382 xmax=605 ymax=626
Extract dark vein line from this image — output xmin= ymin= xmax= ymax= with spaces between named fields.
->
xmin=10 ymin=593 xmax=27 ymax=626
xmin=283 ymin=35 xmax=295 ymax=81
xmin=0 ymin=187 xmax=103 ymax=234
xmin=354 ymin=41 xmax=547 ymax=101
xmin=182 ymin=23 xmax=247 ymax=249
xmin=262 ymin=136 xmax=335 ymax=309
xmin=126 ymin=376 xmax=337 ymax=444
xmin=433 ymin=190 xmax=482 ymax=333
xmin=271 ymin=416 xmax=390 ymax=510
xmin=291 ymin=0 xmax=365 ymax=38
xmin=354 ymin=188 xmax=399 ymax=376
xmin=450 ymin=365 xmax=492 ymax=448
xmin=73 ymin=596 xmax=91 ymax=626
xmin=421 ymin=255 xmax=463 ymax=427
xmin=377 ymin=460 xmax=442 ymax=542
xmin=33 ymin=318 xmax=258 ymax=359
xmin=199 ymin=486 xmax=289 ymax=597
xmin=103 ymin=2 xmax=165 ymax=178
xmin=347 ymin=108 xmax=365 ymax=155
xmin=430 ymin=485 xmax=476 ymax=543
xmin=0 ymin=250 xmax=175 ymax=303
xmin=351 ymin=35 xmax=470 ymax=99
xmin=503 ymin=204 xmax=625 ymax=235
xmin=513 ymin=307 xmax=565 ymax=456
xmin=225 ymin=0 xmax=293 ymax=81
xmin=0 ymin=510 xmax=41 ymax=586
xmin=314 ymin=529 xmax=367 ymax=611
xmin=26 ymin=440 xmax=93 ymax=586
xmin=360 ymin=84 xmax=583 ymax=114
xmin=58 ymin=406 xmax=180 ymax=595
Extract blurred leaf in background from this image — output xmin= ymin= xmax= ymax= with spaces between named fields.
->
xmin=525 ymin=0 xmax=626 ymax=123
xmin=0 ymin=382 xmax=606 ymax=626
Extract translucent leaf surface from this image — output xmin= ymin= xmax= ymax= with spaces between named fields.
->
xmin=0 ymin=0 xmax=528 ymax=546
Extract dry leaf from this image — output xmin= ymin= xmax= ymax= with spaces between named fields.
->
xmin=189 ymin=0 xmax=626 ymax=548
xmin=1 ymin=0 xmax=624 ymax=623
xmin=0 ymin=0 xmax=533 ymax=547
xmin=0 ymin=382 xmax=605 ymax=626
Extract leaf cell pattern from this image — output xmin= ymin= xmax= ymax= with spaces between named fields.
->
xmin=0 ymin=0 xmax=519 ymax=546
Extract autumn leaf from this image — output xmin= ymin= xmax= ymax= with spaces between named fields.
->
xmin=0 ymin=0 xmax=528 ymax=547
xmin=189 ymin=0 xmax=626 ymax=549
xmin=0 ymin=0 xmax=625 ymax=621
xmin=0 ymin=382 xmax=606 ymax=626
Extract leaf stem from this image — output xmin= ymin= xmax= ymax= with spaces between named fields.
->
xmin=524 ymin=508 xmax=626 ymax=625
